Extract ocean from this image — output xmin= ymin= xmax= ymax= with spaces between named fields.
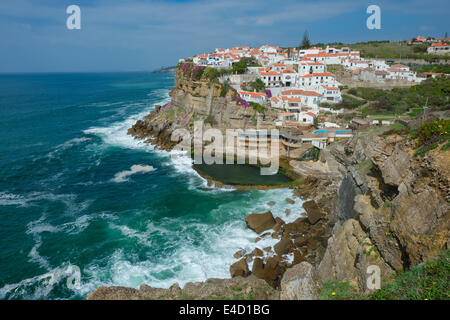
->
xmin=0 ymin=72 xmax=302 ymax=299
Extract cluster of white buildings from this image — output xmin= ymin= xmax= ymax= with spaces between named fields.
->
xmin=182 ymin=42 xmax=429 ymax=127
xmin=349 ymin=60 xmax=425 ymax=83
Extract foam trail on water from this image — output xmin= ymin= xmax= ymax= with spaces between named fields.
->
xmin=112 ymin=165 xmax=156 ymax=183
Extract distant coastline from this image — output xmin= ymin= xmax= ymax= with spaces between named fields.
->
xmin=152 ymin=66 xmax=177 ymax=74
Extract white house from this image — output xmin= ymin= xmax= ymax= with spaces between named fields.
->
xmin=299 ymin=72 xmax=336 ymax=88
xmin=261 ymin=71 xmax=282 ymax=87
xmin=298 ymin=111 xmax=316 ymax=125
xmin=281 ymin=89 xmax=322 ymax=109
xmin=319 ymin=85 xmax=342 ymax=103
xmin=239 ymin=91 xmax=267 ymax=104
xmin=427 ymin=42 xmax=450 ymax=55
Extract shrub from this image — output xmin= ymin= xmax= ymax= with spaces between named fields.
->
xmin=249 ymin=101 xmax=265 ymax=113
xmin=232 ymin=58 xmax=249 ymax=74
xmin=232 ymin=96 xmax=250 ymax=108
xmin=370 ymin=250 xmax=450 ymax=300
xmin=411 ymin=119 xmax=450 ymax=148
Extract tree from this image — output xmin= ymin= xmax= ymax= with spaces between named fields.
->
xmin=232 ymin=58 xmax=248 ymax=74
xmin=299 ymin=30 xmax=311 ymax=49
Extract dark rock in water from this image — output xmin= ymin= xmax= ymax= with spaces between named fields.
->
xmin=245 ymin=211 xmax=276 ymax=234
xmin=255 ymin=232 xmax=270 ymax=242
xmin=233 ymin=249 xmax=246 ymax=259
xmin=272 ymin=217 xmax=285 ymax=232
xmin=285 ymin=197 xmax=295 ymax=204
xmin=302 ymin=200 xmax=324 ymax=225
xmin=285 ymin=209 xmax=291 ymax=216
xmin=283 ymin=217 xmax=308 ymax=234
xmin=267 ymin=201 xmax=275 ymax=206
xmin=274 ymin=237 xmax=293 ymax=256
xmin=253 ymin=248 xmax=264 ymax=257
xmin=230 ymin=258 xmax=250 ymax=278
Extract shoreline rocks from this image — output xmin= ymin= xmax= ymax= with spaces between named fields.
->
xmin=245 ymin=211 xmax=276 ymax=234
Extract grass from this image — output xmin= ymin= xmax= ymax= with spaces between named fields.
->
xmin=329 ymin=41 xmax=449 ymax=62
xmin=411 ymin=119 xmax=450 ymax=156
xmin=319 ymin=250 xmax=450 ymax=300
xmin=356 ymin=159 xmax=374 ymax=175
xmin=370 ymin=249 xmax=450 ymax=300
xmin=334 ymin=94 xmax=366 ymax=110
xmin=319 ymin=281 xmax=361 ymax=300
xmin=347 ymin=77 xmax=450 ymax=116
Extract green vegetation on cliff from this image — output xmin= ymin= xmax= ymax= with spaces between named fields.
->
xmin=319 ymin=250 xmax=450 ymax=300
xmin=346 ymin=76 xmax=450 ymax=116
xmin=411 ymin=119 xmax=450 ymax=156
xmin=371 ymin=249 xmax=450 ymax=300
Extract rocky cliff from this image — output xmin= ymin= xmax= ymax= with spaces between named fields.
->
xmin=127 ymin=66 xmax=265 ymax=151
xmin=282 ymin=131 xmax=449 ymax=298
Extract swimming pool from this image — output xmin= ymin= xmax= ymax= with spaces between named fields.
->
xmin=313 ymin=129 xmax=350 ymax=134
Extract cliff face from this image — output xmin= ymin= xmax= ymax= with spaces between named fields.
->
xmin=127 ymin=68 xmax=259 ymax=151
xmin=312 ymin=133 xmax=449 ymax=294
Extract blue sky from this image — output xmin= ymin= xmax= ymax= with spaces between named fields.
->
xmin=0 ymin=0 xmax=449 ymax=73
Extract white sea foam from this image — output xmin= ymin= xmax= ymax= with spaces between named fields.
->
xmin=47 ymin=137 xmax=91 ymax=159
xmin=0 ymin=263 xmax=80 ymax=299
xmin=73 ymin=188 xmax=305 ymax=292
xmin=4 ymin=86 xmax=309 ymax=297
xmin=111 ymin=165 xmax=156 ymax=183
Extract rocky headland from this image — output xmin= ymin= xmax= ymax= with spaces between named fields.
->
xmin=89 ymin=65 xmax=449 ymax=300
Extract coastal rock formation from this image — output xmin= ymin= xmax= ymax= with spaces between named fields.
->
xmin=88 ymin=63 xmax=450 ymax=301
xmin=280 ymin=262 xmax=318 ymax=300
xmin=127 ymin=67 xmax=261 ymax=151
xmin=245 ymin=211 xmax=276 ymax=234
xmin=88 ymin=275 xmax=278 ymax=300
xmin=229 ymin=258 xmax=250 ymax=278
xmin=314 ymin=132 xmax=449 ymax=294
xmin=302 ymin=200 xmax=323 ymax=224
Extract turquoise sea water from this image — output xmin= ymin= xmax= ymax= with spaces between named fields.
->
xmin=0 ymin=72 xmax=303 ymax=299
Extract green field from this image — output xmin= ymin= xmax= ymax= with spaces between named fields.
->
xmin=320 ymin=40 xmax=449 ymax=62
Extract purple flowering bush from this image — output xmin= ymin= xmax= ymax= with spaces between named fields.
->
xmin=266 ymin=89 xmax=272 ymax=98
xmin=182 ymin=62 xmax=191 ymax=73
xmin=164 ymin=100 xmax=173 ymax=109
xmin=191 ymin=65 xmax=205 ymax=80
xmin=232 ymin=96 xmax=250 ymax=108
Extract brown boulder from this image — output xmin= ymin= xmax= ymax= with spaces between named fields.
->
xmin=245 ymin=211 xmax=276 ymax=234
xmin=283 ymin=217 xmax=308 ymax=234
xmin=274 ymin=238 xmax=293 ymax=256
xmin=233 ymin=249 xmax=246 ymax=259
xmin=285 ymin=197 xmax=295 ymax=204
xmin=252 ymin=256 xmax=285 ymax=287
xmin=302 ymin=200 xmax=323 ymax=224
xmin=230 ymin=258 xmax=250 ymax=278
xmin=253 ymin=248 xmax=264 ymax=257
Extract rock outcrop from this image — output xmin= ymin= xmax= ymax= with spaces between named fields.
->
xmin=280 ymin=262 xmax=318 ymax=300
xmin=245 ymin=211 xmax=276 ymax=234
xmin=314 ymin=132 xmax=449 ymax=294
xmin=88 ymin=275 xmax=278 ymax=300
